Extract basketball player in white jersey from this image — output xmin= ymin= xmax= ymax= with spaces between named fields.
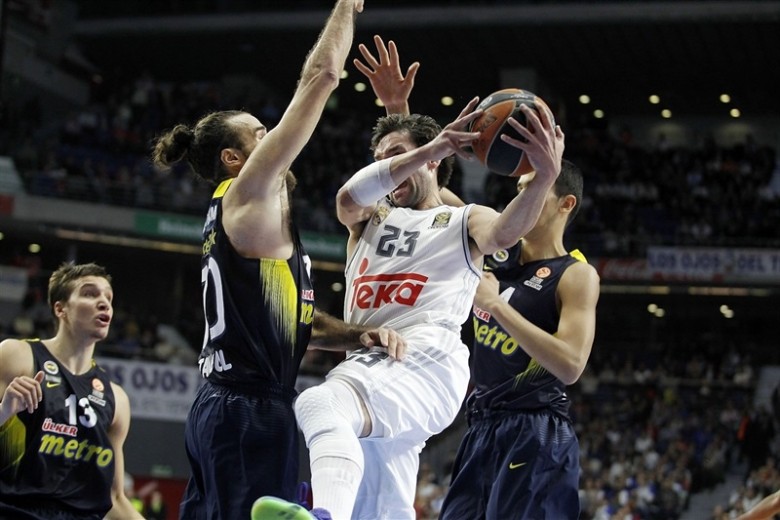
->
xmin=256 ymin=93 xmax=563 ymax=520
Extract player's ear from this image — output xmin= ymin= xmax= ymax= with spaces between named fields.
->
xmin=560 ymin=194 xmax=577 ymax=215
xmin=220 ymin=148 xmax=244 ymax=175
xmin=53 ymin=300 xmax=66 ymax=319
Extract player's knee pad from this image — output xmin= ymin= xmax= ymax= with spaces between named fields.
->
xmin=294 ymin=382 xmax=364 ymax=445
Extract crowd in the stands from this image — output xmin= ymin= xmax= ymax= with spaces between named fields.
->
xmin=2 ymin=73 xmax=779 ymax=259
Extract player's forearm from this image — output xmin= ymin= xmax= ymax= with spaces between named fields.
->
xmin=489 ymin=174 xmax=555 ymax=249
xmin=310 ymin=309 xmax=364 ymax=350
xmin=300 ymin=0 xmax=358 ymax=87
xmin=481 ymin=298 xmax=586 ymax=385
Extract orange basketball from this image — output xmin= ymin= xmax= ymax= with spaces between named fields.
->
xmin=468 ymin=88 xmax=554 ymax=177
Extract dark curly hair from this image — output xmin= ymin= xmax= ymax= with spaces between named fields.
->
xmin=370 ymin=113 xmax=455 ymax=189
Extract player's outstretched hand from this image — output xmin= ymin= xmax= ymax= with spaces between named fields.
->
xmin=360 ymin=328 xmax=407 ymax=361
xmin=354 ymin=35 xmax=419 ymax=115
xmin=429 ymin=96 xmax=483 ymax=161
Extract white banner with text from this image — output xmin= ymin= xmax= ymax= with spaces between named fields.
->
xmin=96 ymin=357 xmax=203 ymax=422
xmin=646 ymin=246 xmax=780 ymax=283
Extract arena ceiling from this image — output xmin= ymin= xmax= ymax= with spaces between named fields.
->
xmin=71 ymin=1 xmax=780 ymax=122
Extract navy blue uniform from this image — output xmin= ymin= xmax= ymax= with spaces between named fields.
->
xmin=180 ymin=179 xmax=315 ymax=520
xmin=0 ymin=341 xmax=117 ymax=520
xmin=440 ymin=244 xmax=585 ymax=520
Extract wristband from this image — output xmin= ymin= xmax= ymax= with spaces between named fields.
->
xmin=344 ymin=158 xmax=396 ymax=206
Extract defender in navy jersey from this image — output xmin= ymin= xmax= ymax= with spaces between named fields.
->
xmin=440 ymin=161 xmax=601 ymax=520
xmin=151 ymin=3 xmax=405 ymax=519
xmin=0 ymin=263 xmax=140 ymax=520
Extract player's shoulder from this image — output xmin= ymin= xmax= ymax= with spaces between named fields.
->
xmin=109 ymin=380 xmax=129 ymax=400
xmin=0 ymin=338 xmax=34 ymax=378
xmin=561 ymin=258 xmax=600 ymax=287
xmin=0 ymin=337 xmax=32 ymax=355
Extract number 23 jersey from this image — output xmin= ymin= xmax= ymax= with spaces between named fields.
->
xmin=344 ymin=201 xmax=481 ymax=333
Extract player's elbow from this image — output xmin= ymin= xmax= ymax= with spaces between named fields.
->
xmin=302 ymin=66 xmax=340 ymax=93
xmin=336 ymin=185 xmax=357 ymax=213
xmin=559 ymin=365 xmax=585 ymax=386
xmin=335 ymin=188 xmax=366 ymax=227
xmin=558 ymin=355 xmax=589 ymax=385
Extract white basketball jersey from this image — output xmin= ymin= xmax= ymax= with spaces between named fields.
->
xmin=344 ymin=200 xmax=482 ymax=333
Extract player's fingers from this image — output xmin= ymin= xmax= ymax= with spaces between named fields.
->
xmin=451 ymin=107 xmax=483 ymax=131
xmin=387 ymin=39 xmax=399 ymax=66
xmin=357 ymin=43 xmax=380 ymax=69
xmin=11 ymin=382 xmax=37 ymax=413
xmin=504 ymin=116 xmax=535 ymax=143
xmin=358 ymin=331 xmax=375 ymax=347
xmin=461 ymin=96 xmax=481 ymax=116
xmin=394 ymin=338 xmax=407 ymax=361
xmin=375 ymin=35 xmax=390 ymax=63
xmin=519 ymin=104 xmax=544 ymax=132
xmin=353 ymin=59 xmax=375 ymax=79
xmin=387 ymin=331 xmax=406 ymax=361
xmin=534 ymin=102 xmax=554 ymax=129
xmin=33 ymin=371 xmax=44 ymax=404
xmin=405 ymin=62 xmax=420 ymax=84
xmin=500 ymin=133 xmax=528 ymax=151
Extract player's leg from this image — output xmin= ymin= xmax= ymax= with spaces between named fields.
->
xmin=295 ymin=379 xmax=369 ymax=520
xmin=352 ymin=438 xmax=421 ymax=520
xmin=439 ymin=416 xmax=496 ymax=520
xmin=486 ymin=413 xmax=580 ymax=520
xmin=181 ymin=383 xmax=299 ymax=519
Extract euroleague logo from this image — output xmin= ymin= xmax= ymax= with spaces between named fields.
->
xmin=536 ymin=267 xmax=551 ymax=278
xmin=524 ymin=265 xmax=552 ymax=291
xmin=349 ymin=257 xmax=428 ymax=311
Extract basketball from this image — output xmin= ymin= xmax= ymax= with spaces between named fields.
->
xmin=468 ymin=88 xmax=554 ymax=177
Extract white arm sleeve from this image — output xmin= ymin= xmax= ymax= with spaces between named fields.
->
xmin=343 ymin=158 xmax=397 ymax=207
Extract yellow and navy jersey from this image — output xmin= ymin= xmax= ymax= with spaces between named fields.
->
xmin=0 ymin=341 xmax=116 ymax=517
xmin=468 ymin=242 xmax=586 ymax=419
xmin=198 ymin=179 xmax=315 ymax=391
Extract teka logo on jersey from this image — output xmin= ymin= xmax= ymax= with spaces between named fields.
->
xmin=349 ymin=258 xmax=428 ymax=310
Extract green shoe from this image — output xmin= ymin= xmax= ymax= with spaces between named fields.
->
xmin=251 ymin=496 xmax=316 ymax=520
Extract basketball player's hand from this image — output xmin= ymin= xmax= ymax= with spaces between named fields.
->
xmin=502 ymin=104 xmax=564 ymax=182
xmin=474 ymin=272 xmax=501 ymax=310
xmin=429 ymin=97 xmax=482 ymax=161
xmin=352 ymin=0 xmax=364 ymax=13
xmin=359 ymin=328 xmax=407 ymax=361
xmin=354 ymin=35 xmax=419 ymax=115
xmin=1 ymin=371 xmax=44 ymax=416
